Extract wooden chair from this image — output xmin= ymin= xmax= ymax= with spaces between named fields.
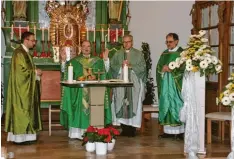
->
xmin=48 ymin=101 xmax=61 ymax=136
xmin=140 ymin=104 xmax=159 ymax=133
xmin=205 ymin=112 xmax=231 ymax=144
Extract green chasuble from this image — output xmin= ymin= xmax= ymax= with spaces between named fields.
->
xmin=110 ymin=48 xmax=146 ymax=123
xmin=60 ymin=54 xmax=112 ymax=129
xmin=156 ymin=47 xmax=184 ymax=126
xmin=5 ymin=45 xmax=42 ymax=134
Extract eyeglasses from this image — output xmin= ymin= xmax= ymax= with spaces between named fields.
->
xmin=123 ymin=41 xmax=132 ymax=43
xmin=26 ymin=39 xmax=36 ymax=43
xmin=165 ymin=41 xmax=174 ymax=44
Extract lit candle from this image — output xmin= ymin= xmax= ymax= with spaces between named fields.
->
xmin=34 ymin=25 xmax=36 ymax=37
xmin=122 ymin=28 xmax=124 ymax=37
xmin=107 ymin=28 xmax=110 ymax=42
xmin=11 ymin=24 xmax=14 ymax=40
xmin=86 ymin=27 xmax=89 ymax=41
xmin=42 ymin=28 xmax=44 ymax=41
xmin=27 ymin=25 xmax=29 ymax=31
xmin=48 ymin=27 xmax=50 ymax=41
xmin=19 ymin=25 xmax=21 ymax=40
xmin=101 ymin=28 xmax=104 ymax=42
xmin=93 ymin=27 xmax=95 ymax=42
xmin=116 ymin=28 xmax=118 ymax=42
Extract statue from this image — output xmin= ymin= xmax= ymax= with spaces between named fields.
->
xmin=12 ymin=0 xmax=27 ymax=21
xmin=108 ymin=0 xmax=123 ymax=23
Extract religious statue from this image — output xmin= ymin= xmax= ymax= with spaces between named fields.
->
xmin=64 ymin=24 xmax=73 ymax=39
xmin=108 ymin=0 xmax=123 ymax=23
xmin=12 ymin=0 xmax=27 ymax=21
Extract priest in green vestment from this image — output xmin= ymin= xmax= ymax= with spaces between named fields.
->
xmin=156 ymin=33 xmax=184 ymax=140
xmin=5 ymin=32 xmax=42 ymax=143
xmin=103 ymin=35 xmax=146 ymax=137
xmin=60 ymin=41 xmax=112 ymax=139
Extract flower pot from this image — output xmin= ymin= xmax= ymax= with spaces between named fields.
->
xmin=85 ymin=142 xmax=95 ymax=152
xmin=107 ymin=139 xmax=116 ymax=151
xmin=95 ymin=142 xmax=107 ymax=155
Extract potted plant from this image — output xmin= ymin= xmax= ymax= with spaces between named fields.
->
xmin=82 ymin=126 xmax=97 ymax=152
xmin=95 ymin=127 xmax=111 ymax=155
xmin=217 ymin=73 xmax=234 ymax=158
xmin=106 ymin=125 xmax=120 ymax=151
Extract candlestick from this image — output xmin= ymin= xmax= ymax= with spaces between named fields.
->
xmin=79 ymin=27 xmax=80 ymax=46
xmin=48 ymin=27 xmax=50 ymax=41
xmin=34 ymin=25 xmax=36 ymax=37
xmin=27 ymin=25 xmax=29 ymax=31
xmin=86 ymin=28 xmax=89 ymax=41
xmin=42 ymin=28 xmax=44 ymax=41
xmin=122 ymin=28 xmax=124 ymax=37
xmin=101 ymin=28 xmax=104 ymax=42
xmin=116 ymin=28 xmax=118 ymax=42
xmin=19 ymin=25 xmax=21 ymax=40
xmin=107 ymin=28 xmax=110 ymax=42
xmin=11 ymin=24 xmax=14 ymax=40
xmin=93 ymin=27 xmax=95 ymax=42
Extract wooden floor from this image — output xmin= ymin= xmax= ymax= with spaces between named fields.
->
xmin=1 ymin=119 xmax=230 ymax=159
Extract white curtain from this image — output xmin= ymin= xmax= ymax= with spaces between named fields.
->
xmin=201 ymin=8 xmax=209 ymax=28
xmin=210 ymin=5 xmax=219 ymax=26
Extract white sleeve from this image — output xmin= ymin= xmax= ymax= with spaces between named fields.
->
xmin=104 ymin=58 xmax=110 ymax=72
xmin=35 ymin=70 xmax=40 ymax=81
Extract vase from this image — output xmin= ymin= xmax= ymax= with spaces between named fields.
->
xmin=85 ymin=142 xmax=95 ymax=152
xmin=107 ymin=139 xmax=116 ymax=151
xmin=95 ymin=142 xmax=107 ymax=155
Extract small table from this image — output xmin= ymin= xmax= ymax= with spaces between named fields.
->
xmin=61 ymin=80 xmax=133 ymax=127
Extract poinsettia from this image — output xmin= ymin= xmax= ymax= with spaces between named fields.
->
xmin=96 ymin=127 xmax=112 ymax=143
xmin=106 ymin=125 xmax=120 ymax=140
xmin=82 ymin=126 xmax=98 ymax=146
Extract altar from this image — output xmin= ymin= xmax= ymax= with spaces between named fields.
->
xmin=61 ymin=80 xmax=133 ymax=127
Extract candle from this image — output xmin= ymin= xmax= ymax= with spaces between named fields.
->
xmin=107 ymin=28 xmax=110 ymax=42
xmin=78 ymin=27 xmax=80 ymax=45
xmin=123 ymin=63 xmax=128 ymax=82
xmin=101 ymin=28 xmax=104 ymax=42
xmin=42 ymin=28 xmax=44 ymax=41
xmin=116 ymin=28 xmax=118 ymax=42
xmin=68 ymin=63 xmax=73 ymax=82
xmin=93 ymin=27 xmax=95 ymax=42
xmin=11 ymin=24 xmax=13 ymax=40
xmin=19 ymin=25 xmax=21 ymax=40
xmin=48 ymin=27 xmax=50 ymax=41
xmin=86 ymin=27 xmax=89 ymax=41
xmin=27 ymin=25 xmax=29 ymax=31
xmin=122 ymin=28 xmax=124 ymax=37
xmin=56 ymin=24 xmax=58 ymax=45
xmin=34 ymin=25 xmax=36 ymax=37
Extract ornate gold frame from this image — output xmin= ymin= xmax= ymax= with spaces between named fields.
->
xmin=46 ymin=2 xmax=88 ymax=48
